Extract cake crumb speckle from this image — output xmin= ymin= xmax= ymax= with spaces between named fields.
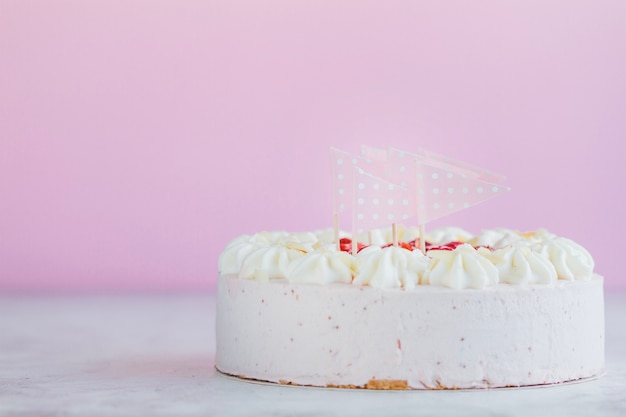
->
xmin=366 ymin=379 xmax=408 ymax=390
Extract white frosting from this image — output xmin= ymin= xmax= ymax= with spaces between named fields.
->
xmin=216 ymin=275 xmax=605 ymax=389
xmin=468 ymin=228 xmax=523 ymax=249
xmin=248 ymin=230 xmax=291 ymax=244
xmin=219 ymin=228 xmax=595 ymax=289
xmin=424 ymin=244 xmax=499 ymax=289
xmin=238 ymin=245 xmax=306 ymax=281
xmin=218 ymin=240 xmax=263 ymax=275
xmin=313 ymin=228 xmax=349 ymax=245
xmin=285 ymin=231 xmax=319 ymax=244
xmin=479 ymin=243 xmax=557 ymax=285
xmin=525 ymin=228 xmax=557 ymax=243
xmin=220 ymin=231 xmax=323 ymax=276
xmin=538 ymin=237 xmax=595 ymax=280
xmin=286 ymin=248 xmax=355 ymax=285
xmin=425 ymin=227 xmax=473 ymax=245
xmin=353 ymin=246 xmax=430 ymax=289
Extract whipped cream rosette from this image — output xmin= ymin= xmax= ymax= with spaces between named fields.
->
xmin=425 ymin=226 xmax=473 ymax=245
xmin=218 ymin=238 xmax=264 ymax=275
xmin=468 ymin=228 xmax=524 ymax=249
xmin=423 ymin=243 xmax=498 ymax=289
xmin=286 ymin=246 xmax=355 ymax=285
xmin=238 ymin=244 xmax=306 ymax=281
xmin=478 ymin=243 xmax=558 ymax=284
xmin=353 ymin=245 xmax=430 ymax=289
xmin=538 ymin=237 xmax=595 ymax=280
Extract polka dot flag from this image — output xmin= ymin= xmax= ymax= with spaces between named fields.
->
xmin=331 ymin=145 xmax=510 ymax=242
xmin=384 ymin=148 xmax=510 ymax=224
xmin=415 ymin=147 xmax=506 ymax=184
xmin=352 ymin=167 xmax=416 ymax=234
xmin=363 ymin=146 xmax=507 ymax=187
xmin=330 ymin=147 xmax=387 ymax=215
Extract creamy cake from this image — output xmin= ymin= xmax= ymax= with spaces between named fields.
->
xmin=215 ymin=226 xmax=604 ymax=389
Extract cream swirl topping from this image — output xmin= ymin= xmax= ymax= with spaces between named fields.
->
xmin=219 ymin=231 xmax=297 ymax=275
xmin=313 ymin=228 xmax=349 ymax=245
xmin=425 ymin=227 xmax=473 ymax=245
xmin=219 ymin=228 xmax=596 ymax=287
xmin=286 ymin=247 xmax=355 ymax=284
xmin=238 ymin=244 xmax=306 ymax=281
xmin=424 ymin=244 xmax=498 ymax=289
xmin=219 ymin=236 xmax=264 ymax=275
xmin=537 ymin=237 xmax=594 ymax=280
xmin=248 ymin=231 xmax=291 ymax=244
xmin=353 ymin=246 xmax=430 ymax=289
xmin=478 ymin=243 xmax=557 ymax=284
xmin=467 ymin=228 xmax=524 ymax=249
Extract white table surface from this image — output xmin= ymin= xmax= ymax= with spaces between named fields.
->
xmin=1 ymin=292 xmax=625 ymax=417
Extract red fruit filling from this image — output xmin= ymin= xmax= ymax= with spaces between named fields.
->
xmin=339 ymin=238 xmax=367 ymax=253
xmin=382 ymin=242 xmax=414 ymax=251
xmin=426 ymin=241 xmax=465 ymax=251
xmin=338 ymin=238 xmax=492 ymax=254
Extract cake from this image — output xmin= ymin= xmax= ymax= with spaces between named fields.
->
xmin=215 ymin=226 xmax=604 ymax=390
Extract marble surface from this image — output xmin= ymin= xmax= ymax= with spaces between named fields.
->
xmin=1 ymin=292 xmax=625 ymax=417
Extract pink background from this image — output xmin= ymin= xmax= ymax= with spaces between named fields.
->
xmin=1 ymin=1 xmax=624 ymax=292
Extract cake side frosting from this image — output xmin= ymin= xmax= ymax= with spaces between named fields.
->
xmin=216 ymin=275 xmax=605 ymax=389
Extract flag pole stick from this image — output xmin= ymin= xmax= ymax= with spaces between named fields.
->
xmin=334 ymin=212 xmax=340 ymax=251
xmin=415 ymin=162 xmax=426 ymax=253
xmin=392 ymin=223 xmax=398 ymax=246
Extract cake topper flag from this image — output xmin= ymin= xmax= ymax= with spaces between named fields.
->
xmin=352 ymin=167 xmax=416 ymax=234
xmin=413 ymin=161 xmax=510 ymax=224
xmin=330 ymin=147 xmax=387 ymax=215
xmin=359 ymin=145 xmax=388 ymax=163
xmin=361 ymin=145 xmax=510 ymax=253
xmin=330 ymin=147 xmax=387 ymax=249
xmin=331 ymin=145 xmax=510 ymax=253
xmin=362 ymin=145 xmax=507 ymax=186
xmin=415 ymin=147 xmax=506 ymax=184
xmin=380 ymin=147 xmax=510 ymax=221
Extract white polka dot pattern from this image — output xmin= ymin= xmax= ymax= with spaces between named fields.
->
xmin=330 ymin=147 xmax=387 ymax=215
xmin=386 ymin=147 xmax=507 ymax=187
xmin=360 ymin=144 xmax=388 ymax=162
xmin=352 ymin=167 xmax=416 ymax=233
xmin=383 ymin=147 xmax=509 ymax=223
xmin=414 ymin=161 xmax=510 ymax=223
xmin=332 ymin=145 xmax=510 ymax=234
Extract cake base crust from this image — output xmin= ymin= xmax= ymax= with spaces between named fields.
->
xmin=215 ymin=368 xmax=603 ymax=390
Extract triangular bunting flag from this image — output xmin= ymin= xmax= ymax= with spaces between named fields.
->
xmin=330 ymin=147 xmax=386 ymax=215
xmin=386 ymin=147 xmax=507 ymax=188
xmin=352 ymin=167 xmax=416 ymax=234
xmin=414 ymin=160 xmax=510 ymax=224
xmin=416 ymin=147 xmax=506 ymax=184
xmin=360 ymin=144 xmax=388 ymax=162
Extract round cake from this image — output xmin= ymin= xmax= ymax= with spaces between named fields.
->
xmin=215 ymin=226 xmax=604 ymax=389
